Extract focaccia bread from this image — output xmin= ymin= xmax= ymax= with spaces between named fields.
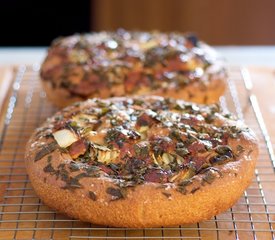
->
xmin=25 ymin=96 xmax=257 ymax=227
xmin=40 ymin=30 xmax=227 ymax=108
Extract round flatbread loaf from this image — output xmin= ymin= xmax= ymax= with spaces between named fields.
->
xmin=25 ymin=96 xmax=258 ymax=227
xmin=40 ymin=30 xmax=226 ymax=108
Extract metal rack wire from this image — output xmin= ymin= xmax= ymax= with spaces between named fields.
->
xmin=0 ymin=65 xmax=275 ymax=240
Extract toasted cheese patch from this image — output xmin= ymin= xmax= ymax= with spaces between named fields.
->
xmin=53 ymin=129 xmax=78 ymax=148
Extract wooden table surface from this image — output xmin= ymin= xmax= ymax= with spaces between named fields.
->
xmin=0 ymin=67 xmax=13 ymax=111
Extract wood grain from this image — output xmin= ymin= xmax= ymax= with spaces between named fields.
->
xmin=91 ymin=0 xmax=275 ymax=45
xmin=248 ymin=66 xmax=275 ymax=139
xmin=0 ymin=67 xmax=14 ymax=113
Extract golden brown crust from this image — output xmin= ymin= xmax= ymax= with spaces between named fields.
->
xmin=40 ymin=30 xmax=227 ymax=108
xmin=25 ymin=96 xmax=258 ymax=227
xmin=42 ymin=72 xmax=225 ymax=109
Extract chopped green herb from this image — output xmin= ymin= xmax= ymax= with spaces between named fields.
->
xmin=69 ymin=162 xmax=80 ymax=172
xmin=35 ymin=142 xmax=57 ymax=162
xmin=134 ymin=144 xmax=149 ymax=158
xmin=176 ymin=143 xmax=189 ymax=157
xmin=88 ymin=191 xmax=97 ymax=201
xmin=43 ymin=163 xmax=55 ymax=173
xmin=67 ymin=177 xmax=82 ymax=189
xmin=162 ymin=192 xmax=172 ymax=198
xmin=202 ymin=170 xmax=216 ymax=184
xmin=47 ymin=155 xmax=52 ymax=162
xmin=191 ymin=187 xmax=200 ymax=194
xmin=236 ymin=145 xmax=245 ymax=157
xmin=106 ymin=187 xmax=126 ymax=200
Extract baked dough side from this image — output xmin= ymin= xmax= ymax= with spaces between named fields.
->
xmin=25 ymin=121 xmax=257 ymax=227
xmin=42 ymin=71 xmax=226 ymax=108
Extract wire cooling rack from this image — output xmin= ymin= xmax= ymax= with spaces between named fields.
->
xmin=0 ymin=65 xmax=275 ymax=240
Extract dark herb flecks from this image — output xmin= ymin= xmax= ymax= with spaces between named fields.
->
xmin=190 ymin=187 xmax=200 ymax=194
xmin=43 ymin=163 xmax=55 ymax=173
xmin=47 ymin=155 xmax=52 ymax=162
xmin=236 ymin=145 xmax=245 ymax=157
xmin=89 ymin=191 xmax=97 ymax=201
xmin=162 ymin=192 xmax=172 ymax=198
xmin=175 ymin=175 xmax=194 ymax=193
xmin=35 ymin=142 xmax=57 ymax=162
xmin=37 ymin=89 xmax=250 ymax=193
xmin=69 ymin=162 xmax=81 ymax=172
xmin=202 ymin=170 xmax=216 ymax=184
xmin=106 ymin=187 xmax=126 ymax=200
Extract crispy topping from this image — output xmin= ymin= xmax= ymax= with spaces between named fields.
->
xmin=41 ymin=30 xmax=225 ymax=99
xmin=69 ymin=139 xmax=87 ymax=159
xmin=38 ymin=96 xmax=248 ymax=191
